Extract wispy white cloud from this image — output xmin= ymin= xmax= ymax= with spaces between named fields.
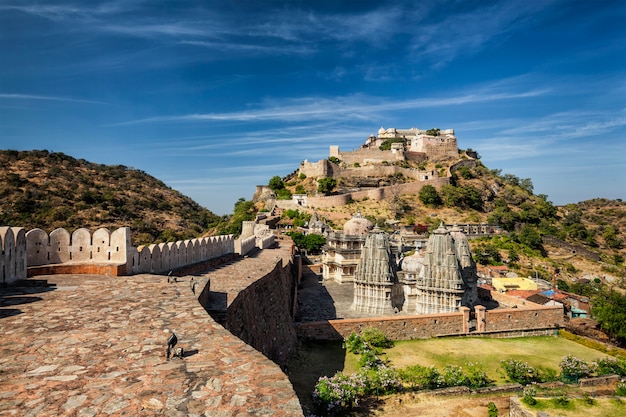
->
xmin=407 ymin=0 xmax=562 ymax=67
xmin=0 ymin=93 xmax=106 ymax=104
xmin=475 ymin=109 xmax=626 ymax=161
xmin=112 ymin=88 xmax=549 ymax=126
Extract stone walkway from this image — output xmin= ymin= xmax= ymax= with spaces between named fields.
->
xmin=0 ymin=249 xmax=303 ymax=416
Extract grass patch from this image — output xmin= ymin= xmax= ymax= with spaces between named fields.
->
xmin=385 ymin=336 xmax=610 ymax=385
xmin=521 ymin=397 xmax=626 ymax=417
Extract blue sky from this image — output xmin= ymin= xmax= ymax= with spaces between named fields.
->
xmin=1 ymin=0 xmax=625 ymax=215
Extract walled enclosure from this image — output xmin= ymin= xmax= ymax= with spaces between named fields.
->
xmin=295 ymin=303 xmax=564 ymax=341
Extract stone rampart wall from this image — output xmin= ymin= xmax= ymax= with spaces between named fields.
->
xmin=337 ymin=148 xmax=405 ymax=165
xmin=0 ymin=227 xmax=27 ymax=285
xmin=449 ymin=159 xmax=479 ymax=173
xmin=257 ymin=235 xmax=276 ymax=250
xmin=306 ymin=177 xmax=449 ymax=208
xmin=542 ymin=236 xmax=601 ymax=261
xmin=131 ymin=235 xmax=234 ymax=274
xmin=26 ymin=227 xmax=131 ymax=267
xmin=482 ymin=306 xmax=564 ymax=333
xmin=299 ymin=160 xmax=329 ymax=178
xmin=296 ymin=312 xmax=466 ymax=341
xmin=295 ymin=302 xmax=564 ymax=341
xmin=236 ymin=236 xmax=256 ymax=255
xmin=15 ymin=226 xmax=235 ymax=278
xmin=226 ymin=259 xmax=299 ymax=366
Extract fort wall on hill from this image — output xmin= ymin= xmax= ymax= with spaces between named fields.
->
xmin=305 ymin=177 xmax=449 ymax=208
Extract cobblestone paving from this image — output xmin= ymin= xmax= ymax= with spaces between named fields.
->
xmin=0 ymin=247 xmax=303 ymax=417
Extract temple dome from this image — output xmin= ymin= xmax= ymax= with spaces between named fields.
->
xmin=343 ymin=211 xmax=373 ymax=236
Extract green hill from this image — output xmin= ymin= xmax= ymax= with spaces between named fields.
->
xmin=0 ymin=149 xmax=223 ymax=246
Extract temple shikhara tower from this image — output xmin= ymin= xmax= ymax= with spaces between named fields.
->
xmin=350 ymin=223 xmax=479 ymax=316
xmin=409 ymin=224 xmax=478 ymax=314
xmin=352 ymin=229 xmax=401 ymax=315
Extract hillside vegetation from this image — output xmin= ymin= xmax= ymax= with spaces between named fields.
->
xmin=268 ymin=157 xmax=625 ymax=297
xmin=0 ymin=150 xmax=223 ymax=245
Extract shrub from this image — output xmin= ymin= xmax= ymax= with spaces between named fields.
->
xmin=464 ymin=362 xmax=493 ymax=389
xmin=559 ymin=355 xmax=594 ymax=381
xmin=487 ymin=401 xmax=498 ymax=417
xmin=522 ymin=384 xmax=538 ymax=406
xmin=594 ymin=357 xmax=626 ymax=376
xmin=359 ymin=366 xmax=403 ymax=395
xmin=437 ymin=364 xmax=468 ymax=388
xmin=616 ymin=382 xmax=626 ymax=396
xmin=399 ymin=364 xmax=440 ymax=390
xmin=313 ymin=372 xmax=366 ymax=415
xmin=501 ymin=359 xmax=541 ymax=385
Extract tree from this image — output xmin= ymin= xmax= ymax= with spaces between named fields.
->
xmin=317 ymin=177 xmax=337 ymax=195
xmin=425 ymin=128 xmax=440 ymax=136
xmin=418 ymin=185 xmax=442 ymax=207
xmin=268 ymin=175 xmax=284 ymax=191
xmin=288 ymin=232 xmax=326 ymax=254
xmin=593 ymin=289 xmax=626 ymax=344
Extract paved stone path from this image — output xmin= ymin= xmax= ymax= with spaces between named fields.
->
xmin=0 ymin=248 xmax=303 ymax=416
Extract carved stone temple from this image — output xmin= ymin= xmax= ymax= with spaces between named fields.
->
xmin=352 ymin=228 xmax=401 ymax=315
xmin=351 ymin=223 xmax=478 ymax=315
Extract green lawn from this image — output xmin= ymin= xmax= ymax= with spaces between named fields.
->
xmin=345 ymin=335 xmax=611 ymax=384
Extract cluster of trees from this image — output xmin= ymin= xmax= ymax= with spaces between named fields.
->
xmin=417 ymin=184 xmax=483 ymax=210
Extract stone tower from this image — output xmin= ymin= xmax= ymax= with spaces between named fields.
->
xmin=352 ymin=229 xmax=401 ymax=315
xmin=414 ymin=224 xmax=466 ymax=314
xmin=449 ymin=225 xmax=479 ymax=308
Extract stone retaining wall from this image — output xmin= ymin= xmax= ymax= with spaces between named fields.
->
xmin=226 ymin=259 xmax=299 ymax=366
xmin=306 ymin=178 xmax=449 ymax=208
xmin=296 ymin=303 xmax=564 ymax=341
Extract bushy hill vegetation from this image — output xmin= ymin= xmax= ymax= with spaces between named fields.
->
xmin=0 ymin=150 xmax=223 ymax=245
xmin=265 ymin=157 xmax=625 ymax=289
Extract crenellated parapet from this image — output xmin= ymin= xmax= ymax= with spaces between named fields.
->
xmin=0 ymin=227 xmax=28 ymax=285
xmin=3 ymin=226 xmax=237 ymax=278
xmin=26 ymin=227 xmax=131 ymax=267
xmin=130 ymin=234 xmax=234 ymax=274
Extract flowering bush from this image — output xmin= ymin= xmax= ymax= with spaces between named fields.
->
xmin=464 ymin=362 xmax=493 ymax=389
xmin=359 ymin=366 xmax=403 ymax=395
xmin=312 ymin=372 xmax=366 ymax=415
xmin=437 ymin=364 xmax=468 ymax=388
xmin=594 ymin=356 xmax=626 ymax=376
xmin=559 ymin=355 xmax=594 ymax=381
xmin=522 ymin=383 xmax=538 ymax=406
xmin=500 ymin=359 xmax=540 ymax=385
xmin=398 ymin=364 xmax=440 ymax=390
xmin=616 ymin=382 xmax=626 ymax=396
